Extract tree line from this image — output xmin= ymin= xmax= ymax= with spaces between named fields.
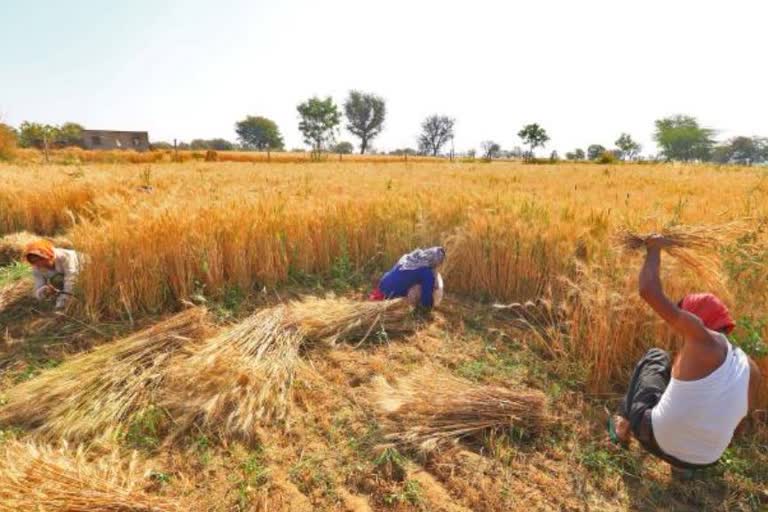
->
xmin=2 ymin=98 xmax=768 ymax=165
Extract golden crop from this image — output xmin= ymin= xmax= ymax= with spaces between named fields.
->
xmin=2 ymin=160 xmax=767 ymax=393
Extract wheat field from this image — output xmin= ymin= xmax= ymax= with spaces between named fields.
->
xmin=1 ymin=158 xmax=767 ymax=511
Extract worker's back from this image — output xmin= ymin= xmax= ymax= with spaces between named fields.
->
xmin=651 ymin=341 xmax=750 ymax=465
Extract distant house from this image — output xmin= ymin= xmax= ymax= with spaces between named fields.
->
xmin=81 ymin=130 xmax=150 ymax=152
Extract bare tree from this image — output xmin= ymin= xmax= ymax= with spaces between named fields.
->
xmin=418 ymin=115 xmax=455 ymax=156
xmin=481 ymin=140 xmax=501 ymax=160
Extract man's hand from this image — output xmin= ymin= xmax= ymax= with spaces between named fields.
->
xmin=645 ymin=234 xmax=675 ymax=251
xmin=38 ymin=284 xmax=58 ymax=299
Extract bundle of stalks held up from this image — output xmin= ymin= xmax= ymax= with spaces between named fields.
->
xmin=615 ymin=223 xmax=745 ymax=293
xmin=165 ymin=297 xmax=415 ymax=439
xmin=0 ymin=307 xmax=209 ymax=440
xmin=0 ymin=442 xmax=186 ymax=512
xmin=372 ymin=368 xmax=550 ymax=452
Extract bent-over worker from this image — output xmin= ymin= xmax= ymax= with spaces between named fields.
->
xmin=370 ymin=246 xmax=445 ymax=309
xmin=23 ymin=239 xmax=82 ymax=310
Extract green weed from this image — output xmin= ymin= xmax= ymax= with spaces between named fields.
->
xmin=123 ymin=406 xmax=166 ymax=450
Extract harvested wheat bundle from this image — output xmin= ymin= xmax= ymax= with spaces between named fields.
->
xmin=164 ymin=297 xmax=415 ymax=439
xmin=0 ymin=441 xmax=185 ymax=512
xmin=164 ymin=307 xmax=304 ymax=439
xmin=0 ymin=278 xmax=32 ymax=313
xmin=372 ymin=368 xmax=550 ymax=452
xmin=283 ymin=296 xmax=414 ymax=346
xmin=0 ymin=231 xmax=73 ymax=266
xmin=0 ymin=307 xmax=209 ymax=440
xmin=616 ymin=223 xmax=745 ymax=293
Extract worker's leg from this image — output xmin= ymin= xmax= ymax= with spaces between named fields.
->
xmin=433 ymin=272 xmax=444 ymax=307
xmin=617 ymin=348 xmax=671 ymax=438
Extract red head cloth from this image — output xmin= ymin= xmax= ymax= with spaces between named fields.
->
xmin=679 ymin=293 xmax=735 ymax=334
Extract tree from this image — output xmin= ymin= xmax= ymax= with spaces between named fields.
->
xmin=389 ymin=148 xmax=417 ymax=156
xmin=151 ymin=141 xmax=174 ymax=150
xmin=343 ymin=90 xmax=386 ymax=154
xmin=57 ymin=122 xmax=84 ymax=147
xmin=235 ymin=116 xmax=284 ymax=151
xmin=712 ymin=136 xmax=768 ymax=165
xmin=18 ymin=121 xmax=51 ymax=149
xmin=615 ymin=133 xmax=641 ymax=160
xmin=418 ymin=115 xmax=454 ymax=156
xmin=332 ymin=141 xmax=354 ymax=154
xmin=517 ymin=123 xmax=549 ymax=161
xmin=565 ymin=148 xmax=585 ymax=160
xmin=653 ymin=115 xmax=715 ymax=162
xmin=297 ymin=97 xmax=341 ymax=158
xmin=587 ymin=144 xmax=606 ymax=161
xmin=190 ymin=138 xmax=235 ymax=151
xmin=481 ymin=140 xmax=501 ymax=160
xmin=190 ymin=139 xmax=209 ymax=150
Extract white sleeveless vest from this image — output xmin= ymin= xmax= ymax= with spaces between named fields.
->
xmin=651 ymin=342 xmax=750 ymax=465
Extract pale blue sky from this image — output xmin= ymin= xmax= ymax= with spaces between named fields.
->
xmin=2 ymin=0 xmax=767 ymax=155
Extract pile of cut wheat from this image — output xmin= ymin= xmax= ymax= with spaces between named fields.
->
xmin=0 ymin=307 xmax=209 ymax=440
xmin=0 ymin=441 xmax=186 ymax=512
xmin=372 ymin=368 xmax=550 ymax=452
xmin=164 ymin=297 xmax=415 ymax=439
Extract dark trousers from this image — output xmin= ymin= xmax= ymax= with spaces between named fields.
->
xmin=619 ymin=348 xmax=718 ymax=470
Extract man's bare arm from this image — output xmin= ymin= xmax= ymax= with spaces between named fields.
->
xmin=638 ymin=236 xmax=710 ymax=343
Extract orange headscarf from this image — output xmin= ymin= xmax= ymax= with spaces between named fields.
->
xmin=23 ymin=239 xmax=55 ymax=265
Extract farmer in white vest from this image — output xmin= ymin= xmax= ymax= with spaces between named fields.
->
xmin=610 ymin=235 xmax=761 ymax=471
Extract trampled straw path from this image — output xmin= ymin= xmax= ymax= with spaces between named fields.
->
xmin=372 ymin=368 xmax=550 ymax=452
xmin=0 ymin=442 xmax=186 ymax=511
xmin=0 ymin=307 xmax=209 ymax=440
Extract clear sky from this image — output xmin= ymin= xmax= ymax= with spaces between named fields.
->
xmin=1 ymin=0 xmax=767 ymax=155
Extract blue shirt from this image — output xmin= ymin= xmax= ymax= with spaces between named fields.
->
xmin=378 ymin=265 xmax=435 ymax=308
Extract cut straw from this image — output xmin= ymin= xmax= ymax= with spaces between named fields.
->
xmin=371 ymin=368 xmax=550 ymax=452
xmin=0 ymin=441 xmax=186 ymax=512
xmin=0 ymin=307 xmax=209 ymax=441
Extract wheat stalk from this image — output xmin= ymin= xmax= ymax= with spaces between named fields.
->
xmin=0 ymin=441 xmax=186 ymax=511
xmin=372 ymin=368 xmax=550 ymax=452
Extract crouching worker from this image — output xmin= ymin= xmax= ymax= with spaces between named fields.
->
xmin=23 ymin=239 xmax=82 ymax=310
xmin=611 ymin=235 xmax=761 ymax=472
xmin=370 ymin=247 xmax=445 ymax=309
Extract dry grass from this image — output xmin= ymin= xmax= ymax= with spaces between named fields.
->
xmin=12 ymin=147 xmax=444 ymax=165
xmin=371 ymin=368 xmax=550 ymax=452
xmin=164 ymin=297 xmax=415 ymax=439
xmin=0 ymin=307 xmax=209 ymax=440
xmin=0 ymin=441 xmax=186 ymax=511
